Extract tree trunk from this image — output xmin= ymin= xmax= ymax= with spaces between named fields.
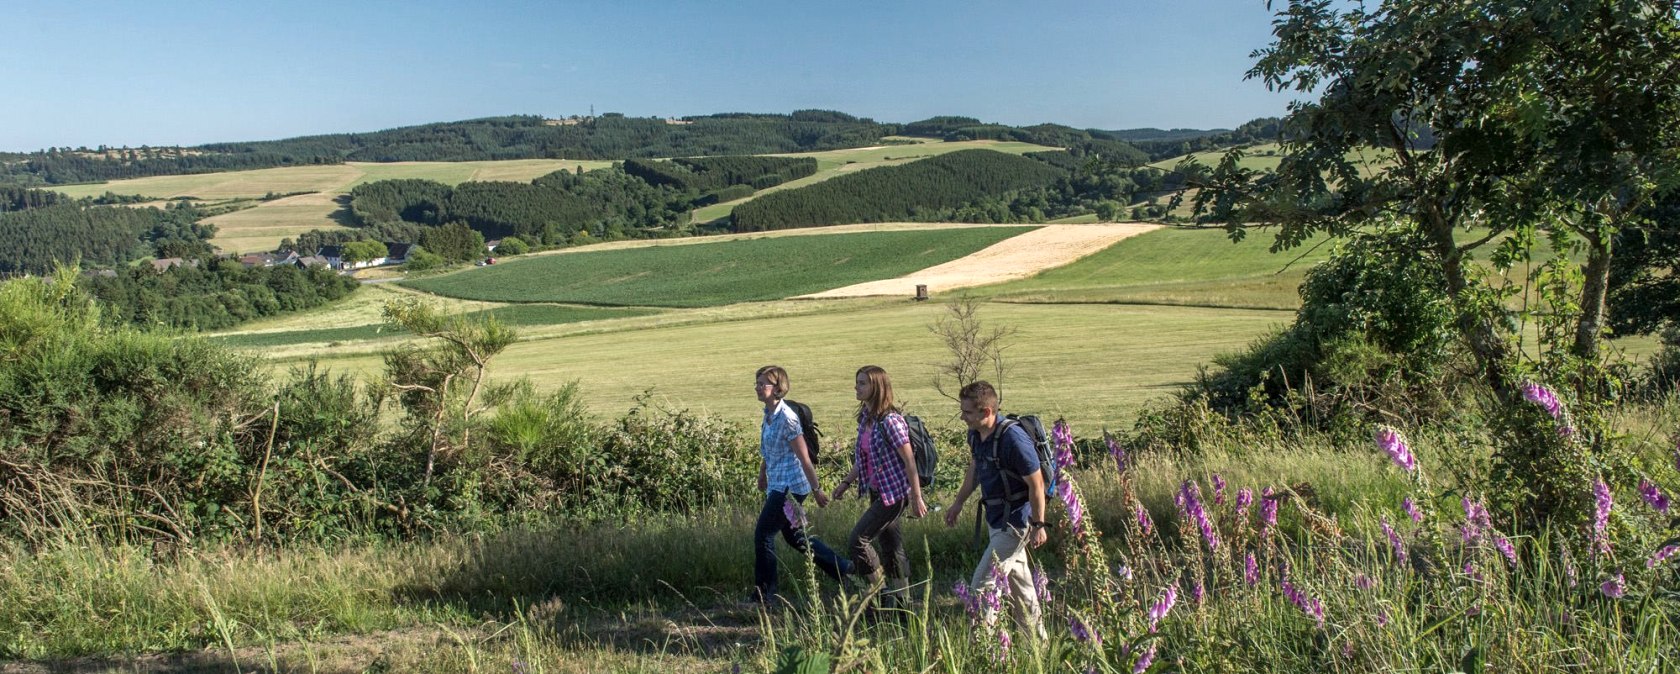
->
xmin=1420 ymin=208 xmax=1516 ymax=402
xmin=1572 ymin=230 xmax=1613 ymax=361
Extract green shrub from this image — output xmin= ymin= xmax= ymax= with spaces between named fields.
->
xmin=1187 ymin=230 xmax=1459 ymax=427
xmin=404 ymin=246 xmax=445 ymax=271
xmin=493 ymin=236 xmax=529 ymax=256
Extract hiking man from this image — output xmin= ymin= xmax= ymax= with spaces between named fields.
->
xmin=942 ymin=380 xmax=1048 ymax=638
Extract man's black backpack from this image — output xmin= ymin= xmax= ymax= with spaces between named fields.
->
xmin=784 ymin=399 xmax=823 ymax=461
xmin=996 ymin=413 xmax=1060 ymax=499
xmin=973 ymin=413 xmax=1060 ymax=547
xmin=903 ymin=414 xmax=938 ymax=490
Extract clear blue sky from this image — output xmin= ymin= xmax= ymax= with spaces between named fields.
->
xmin=3 ymin=1 xmax=1296 ymax=152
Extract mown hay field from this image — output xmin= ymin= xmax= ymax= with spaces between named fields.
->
xmin=402 ymin=226 xmax=1035 ymax=307
xmin=285 ymin=299 xmax=1292 ymax=432
xmin=212 ymin=303 xmax=659 ymax=349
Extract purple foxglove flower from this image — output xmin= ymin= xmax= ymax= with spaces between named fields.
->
xmin=1647 ymin=544 xmax=1680 ymax=569
xmin=1052 ymin=419 xmax=1075 ymax=470
xmin=1402 ymin=496 xmax=1423 ymax=523
xmin=1280 ymin=578 xmax=1325 ymax=628
xmin=1593 ymin=479 xmax=1613 ymax=558
xmin=1234 ymin=488 xmax=1254 ymax=518
xmin=1135 ymin=501 xmax=1155 ymax=536
xmin=953 ymin=581 xmax=979 ymax=618
xmin=1177 ymin=480 xmax=1220 ymax=551
xmin=1639 ymin=479 xmax=1670 ymax=513
xmin=1132 ymin=644 xmax=1157 ymax=674
xmin=1460 ymin=497 xmax=1492 ymax=545
xmin=1034 ymin=567 xmax=1053 ymax=605
xmin=1191 ymin=581 xmax=1205 ymax=604
xmin=1565 ymin=557 xmax=1579 ymax=588
xmin=1494 ymin=535 xmax=1518 ymax=567
xmin=1116 ymin=564 xmax=1133 ymax=582
xmin=1381 ymin=516 xmax=1409 ymax=565
xmin=1068 ymin=615 xmax=1099 ymax=644
xmin=1520 ymin=380 xmax=1563 ymax=418
xmin=1146 ymin=583 xmax=1177 ymax=631
xmin=1376 ymin=609 xmax=1390 ymax=627
xmin=991 ymin=565 xmax=1012 ymax=598
xmin=996 ymin=628 xmax=1012 ymax=659
xmin=1212 ymin=473 xmax=1227 ymax=506
xmin=1260 ymin=487 xmax=1279 ymax=528
xmin=1374 ymin=425 xmax=1417 ymax=473
xmin=1354 ymin=573 xmax=1374 ymax=591
xmin=1061 ymin=477 xmax=1087 ymax=537
xmin=1600 ymin=573 xmax=1626 ymax=599
xmin=1463 ymin=561 xmax=1482 ymax=582
xmin=1106 ymin=433 xmax=1128 ymax=475
xmin=783 ymin=499 xmax=806 ymax=529
xmin=1244 ymin=552 xmax=1259 ymax=586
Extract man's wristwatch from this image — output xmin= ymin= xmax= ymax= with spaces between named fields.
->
xmin=1029 ymin=520 xmax=1049 ymax=530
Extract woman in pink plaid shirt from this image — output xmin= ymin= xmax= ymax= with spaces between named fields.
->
xmin=832 ymin=365 xmax=927 ymax=611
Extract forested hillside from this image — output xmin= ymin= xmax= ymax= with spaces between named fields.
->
xmin=0 ymin=112 xmax=887 ymax=186
xmin=0 ymin=199 xmax=214 ymax=275
xmin=730 ymin=150 xmax=1068 ymax=231
xmin=84 ymin=260 xmax=359 ymax=330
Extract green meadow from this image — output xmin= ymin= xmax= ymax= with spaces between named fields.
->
xmin=402 ymin=226 xmax=1034 ymax=307
xmin=975 ymin=226 xmax=1336 ymax=309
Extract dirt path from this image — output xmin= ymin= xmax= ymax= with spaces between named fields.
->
xmin=797 ymin=222 xmax=1160 ymax=298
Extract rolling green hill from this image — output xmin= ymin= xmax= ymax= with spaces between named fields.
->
xmin=401 ymin=226 xmax=1033 ymax=307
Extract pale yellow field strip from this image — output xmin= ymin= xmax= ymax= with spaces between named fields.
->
xmin=799 ymin=223 xmax=1161 ymax=298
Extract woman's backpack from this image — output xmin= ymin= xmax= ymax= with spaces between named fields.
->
xmin=785 ymin=399 xmax=822 ymax=461
xmin=903 ymin=414 xmax=938 ymax=490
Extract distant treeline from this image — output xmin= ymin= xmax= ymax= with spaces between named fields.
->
xmin=897 ymin=117 xmax=1154 ymax=165
xmin=346 ymin=168 xmax=692 ymax=245
xmin=344 ymin=155 xmax=819 ymax=245
xmin=84 ymin=259 xmax=359 ymax=331
xmin=0 ymin=200 xmax=215 ymax=275
xmin=730 ymin=150 xmax=1068 ymax=231
xmin=1130 ymin=117 xmax=1285 ymax=159
xmin=621 ymin=156 xmax=817 ymax=193
xmin=0 ymin=112 xmax=886 ymax=186
xmin=0 ymin=111 xmax=1286 ymax=187
xmin=950 ymin=153 xmax=1188 ymax=223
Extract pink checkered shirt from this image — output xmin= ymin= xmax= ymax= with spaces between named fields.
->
xmin=855 ymin=412 xmax=913 ymax=505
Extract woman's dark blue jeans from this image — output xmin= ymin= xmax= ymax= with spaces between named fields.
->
xmin=754 ymin=489 xmax=851 ymax=597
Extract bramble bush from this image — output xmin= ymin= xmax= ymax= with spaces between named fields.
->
xmin=0 ymin=278 xmax=763 ymax=545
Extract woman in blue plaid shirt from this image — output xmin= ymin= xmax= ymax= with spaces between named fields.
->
xmin=832 ymin=365 xmax=927 ymax=611
xmin=749 ymin=365 xmax=850 ymax=605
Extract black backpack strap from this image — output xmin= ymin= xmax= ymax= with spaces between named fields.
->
xmin=985 ymin=419 xmax=1028 ymax=508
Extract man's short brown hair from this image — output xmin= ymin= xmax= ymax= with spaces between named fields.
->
xmin=959 ymin=380 xmax=999 ymax=410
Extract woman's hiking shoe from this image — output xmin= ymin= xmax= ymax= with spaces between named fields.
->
xmin=742 ymin=588 xmax=783 ymax=608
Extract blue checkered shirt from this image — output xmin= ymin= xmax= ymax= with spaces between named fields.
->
xmin=761 ymin=400 xmax=810 ymax=494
